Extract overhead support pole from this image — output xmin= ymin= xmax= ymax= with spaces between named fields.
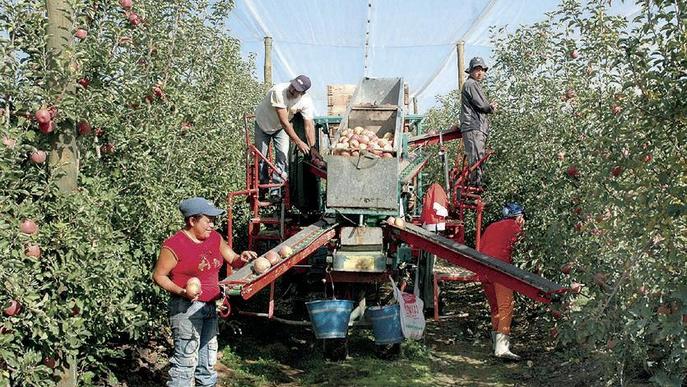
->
xmin=457 ymin=41 xmax=465 ymax=92
xmin=264 ymin=36 xmax=273 ymax=86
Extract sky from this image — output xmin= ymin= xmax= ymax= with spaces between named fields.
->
xmin=224 ymin=0 xmax=642 ymax=115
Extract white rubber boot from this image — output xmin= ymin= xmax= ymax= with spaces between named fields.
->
xmin=494 ymin=333 xmax=521 ymax=360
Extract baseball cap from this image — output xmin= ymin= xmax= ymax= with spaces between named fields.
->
xmin=502 ymin=202 xmax=524 ymax=218
xmin=179 ymin=197 xmax=225 ymax=218
xmin=290 ymin=75 xmax=311 ymax=92
xmin=466 ymin=57 xmax=489 ymax=73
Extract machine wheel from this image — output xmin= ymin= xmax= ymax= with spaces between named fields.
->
xmin=374 ymin=343 xmax=402 ymax=359
xmin=322 ymin=338 xmax=348 ymax=361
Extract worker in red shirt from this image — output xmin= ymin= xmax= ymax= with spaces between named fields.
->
xmin=479 ymin=202 xmax=525 ymax=360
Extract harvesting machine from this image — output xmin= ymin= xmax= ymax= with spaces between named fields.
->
xmin=221 ymin=77 xmax=564 ymax=355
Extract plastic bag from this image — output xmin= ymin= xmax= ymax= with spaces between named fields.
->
xmin=390 ymin=276 xmax=425 ymax=340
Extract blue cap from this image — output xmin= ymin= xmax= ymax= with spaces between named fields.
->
xmin=179 ymin=197 xmax=225 ymax=218
xmin=502 ymin=202 xmax=524 ymax=218
xmin=290 ymin=75 xmax=311 ymax=92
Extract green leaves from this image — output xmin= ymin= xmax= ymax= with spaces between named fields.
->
xmin=1 ymin=0 xmax=261 ymax=383
xmin=428 ymin=0 xmax=686 ymax=384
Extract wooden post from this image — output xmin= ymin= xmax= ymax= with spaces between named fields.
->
xmin=457 ymin=41 xmax=465 ymax=92
xmin=264 ymin=36 xmax=272 ymax=86
xmin=412 ymin=97 xmax=418 ymax=114
xmin=47 ymin=0 xmax=79 ymax=193
xmin=46 ymin=1 xmax=79 ymax=384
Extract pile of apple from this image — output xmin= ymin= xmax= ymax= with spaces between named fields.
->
xmin=332 ymin=126 xmax=395 ymax=158
xmin=252 ymin=245 xmax=293 ymax=275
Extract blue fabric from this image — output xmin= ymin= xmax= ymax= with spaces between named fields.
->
xmin=167 ymin=297 xmax=219 ymax=387
xmin=254 ymin=122 xmax=290 ymax=187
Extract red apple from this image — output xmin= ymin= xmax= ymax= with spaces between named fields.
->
xmin=252 ymin=257 xmax=271 ymax=274
xmin=94 ymin=127 xmax=105 ymax=137
xmin=611 ymin=104 xmax=622 ymax=115
xmin=74 ymin=29 xmax=87 ymax=39
xmin=25 ymin=244 xmax=41 ymax=258
xmin=71 ymin=305 xmax=80 ymax=316
xmin=550 ymin=327 xmax=559 ymax=338
xmin=610 ymin=166 xmax=622 ymax=177
xmin=643 ymin=154 xmax=653 ymax=163
xmin=128 ymin=12 xmax=141 ymax=26
xmin=119 ymin=0 xmax=132 ymax=9
xmin=77 ymin=120 xmax=92 ymax=135
xmin=560 ymin=262 xmax=573 ymax=275
xmin=100 ymin=143 xmax=115 ymax=154
xmin=656 ymin=304 xmax=672 ymax=316
xmin=35 ymin=108 xmax=51 ymax=124
xmin=20 ymin=219 xmax=38 ymax=234
xmin=30 ymin=150 xmax=47 ymax=164
xmin=265 ymin=251 xmax=281 ymax=265
xmin=152 ymin=84 xmax=165 ymax=99
xmin=571 ymin=282 xmax=582 ymax=294
xmin=38 ymin=121 xmax=54 ymax=134
xmin=77 ymin=78 xmax=90 ymax=88
xmin=186 ymin=277 xmax=201 ymax=296
xmin=574 ymin=222 xmax=583 ymax=232
xmin=566 ymin=165 xmax=579 ymax=178
xmin=3 ymin=300 xmax=22 ymax=316
xmin=550 ymin=309 xmax=562 ymax=320
xmin=278 ymin=245 xmax=293 ymax=258
xmin=3 ymin=136 xmax=16 ymax=148
xmin=565 ymin=88 xmax=575 ymax=99
xmin=570 ymin=49 xmax=579 ymax=59
xmin=573 ymin=207 xmax=582 ymax=215
xmin=43 ymin=356 xmax=56 ymax=369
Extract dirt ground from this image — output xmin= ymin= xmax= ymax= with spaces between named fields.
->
xmin=114 ymin=280 xmax=642 ymax=386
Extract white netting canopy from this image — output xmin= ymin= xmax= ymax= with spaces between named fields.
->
xmin=225 ymin=0 xmax=642 ymax=114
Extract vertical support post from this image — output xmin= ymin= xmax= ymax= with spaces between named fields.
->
xmin=268 ymin=282 xmax=275 ymax=318
xmin=412 ymin=97 xmax=418 ymax=114
xmin=47 ymin=0 xmax=79 ymax=192
xmin=475 ymin=198 xmax=484 ymax=251
xmin=47 ymin=1 xmax=78 ymax=384
xmin=264 ymin=36 xmax=273 ymax=86
xmin=457 ymin=41 xmax=465 ymax=92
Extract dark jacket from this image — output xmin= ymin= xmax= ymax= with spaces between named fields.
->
xmin=460 ymin=77 xmax=493 ymax=134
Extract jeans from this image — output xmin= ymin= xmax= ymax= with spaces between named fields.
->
xmin=254 ymin=123 xmax=290 ymax=188
xmin=167 ymin=297 xmax=219 ymax=387
xmin=462 ymin=130 xmax=487 ymax=185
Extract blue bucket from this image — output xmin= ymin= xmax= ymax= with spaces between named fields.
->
xmin=306 ymin=299 xmax=354 ymax=339
xmin=367 ymin=304 xmax=404 ymax=344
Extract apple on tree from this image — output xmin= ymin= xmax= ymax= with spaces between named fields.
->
xmin=20 ymin=219 xmax=38 ymax=234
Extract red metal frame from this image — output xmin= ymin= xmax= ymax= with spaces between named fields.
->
xmin=392 ymin=225 xmax=555 ymax=304
xmin=226 ymin=114 xmax=293 ymax=251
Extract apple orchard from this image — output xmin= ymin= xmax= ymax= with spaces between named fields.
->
xmin=1 ymin=0 xmax=686 ymax=386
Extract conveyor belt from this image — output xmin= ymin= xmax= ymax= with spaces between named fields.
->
xmin=389 ymin=222 xmax=564 ymax=303
xmin=220 ymin=219 xmax=338 ymax=300
xmin=407 ymin=127 xmax=462 ymax=147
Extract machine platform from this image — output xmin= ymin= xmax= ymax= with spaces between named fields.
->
xmin=220 ymin=219 xmax=338 ymax=300
xmin=388 ymin=222 xmax=564 ymax=303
